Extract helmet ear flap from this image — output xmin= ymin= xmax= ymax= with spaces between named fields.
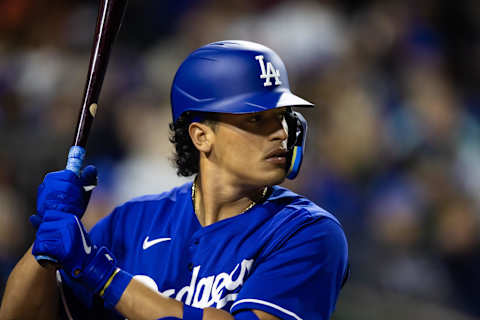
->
xmin=285 ymin=111 xmax=308 ymax=180
xmin=285 ymin=108 xmax=297 ymax=150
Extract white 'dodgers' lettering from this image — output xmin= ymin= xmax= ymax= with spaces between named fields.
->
xmin=157 ymin=259 xmax=254 ymax=309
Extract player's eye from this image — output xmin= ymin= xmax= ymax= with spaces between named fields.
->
xmin=248 ymin=114 xmax=262 ymax=123
xmin=276 ymin=110 xmax=288 ymax=121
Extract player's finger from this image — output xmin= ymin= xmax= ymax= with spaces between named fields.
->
xmin=80 ymin=165 xmax=98 ymax=190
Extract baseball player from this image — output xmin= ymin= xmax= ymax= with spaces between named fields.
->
xmin=0 ymin=41 xmax=349 ymax=320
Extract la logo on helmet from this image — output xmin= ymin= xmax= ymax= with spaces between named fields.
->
xmin=255 ymin=55 xmax=282 ymax=87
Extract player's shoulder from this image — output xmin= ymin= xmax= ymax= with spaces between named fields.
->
xmin=268 ymin=185 xmax=341 ymax=226
xmin=255 ymin=185 xmax=348 ymax=263
xmin=263 ymin=186 xmax=346 ymax=245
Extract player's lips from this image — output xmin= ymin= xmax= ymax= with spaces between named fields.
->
xmin=265 ymin=148 xmax=288 ymax=164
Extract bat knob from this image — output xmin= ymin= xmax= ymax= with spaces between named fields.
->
xmin=36 ymin=255 xmax=61 ymax=269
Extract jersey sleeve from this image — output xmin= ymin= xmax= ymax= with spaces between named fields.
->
xmin=230 ymin=217 xmax=349 ymax=320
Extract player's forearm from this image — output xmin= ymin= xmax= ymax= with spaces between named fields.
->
xmin=114 ymin=277 xmax=182 ymax=319
xmin=114 ymin=277 xmax=234 ymax=320
xmin=0 ymin=246 xmax=59 ymax=320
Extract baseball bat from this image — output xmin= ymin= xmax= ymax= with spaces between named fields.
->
xmin=36 ymin=0 xmax=128 ymax=267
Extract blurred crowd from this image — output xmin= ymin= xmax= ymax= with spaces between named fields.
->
xmin=1 ymin=0 xmax=479 ymax=319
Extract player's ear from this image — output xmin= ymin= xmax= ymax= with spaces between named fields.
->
xmin=189 ymin=122 xmax=214 ymax=153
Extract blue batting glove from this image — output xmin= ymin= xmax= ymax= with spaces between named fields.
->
xmin=32 ymin=210 xmax=115 ymax=292
xmin=30 ymin=165 xmax=98 ymax=229
xmin=32 ymin=211 xmax=132 ymax=308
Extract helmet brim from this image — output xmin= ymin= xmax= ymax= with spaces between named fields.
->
xmin=180 ymin=88 xmax=314 ymax=118
xmin=244 ymin=89 xmax=314 ymax=111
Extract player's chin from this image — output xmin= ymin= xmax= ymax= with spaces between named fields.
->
xmin=269 ymin=173 xmax=286 ymax=186
xmin=261 ymin=164 xmax=287 ymax=185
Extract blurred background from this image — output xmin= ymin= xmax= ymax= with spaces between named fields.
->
xmin=1 ymin=0 xmax=479 ymax=319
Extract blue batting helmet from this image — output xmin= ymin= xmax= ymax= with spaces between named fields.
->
xmin=170 ymin=40 xmax=313 ymax=179
xmin=170 ymin=40 xmax=313 ymax=122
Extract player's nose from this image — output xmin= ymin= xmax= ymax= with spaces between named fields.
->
xmin=269 ymin=116 xmax=288 ymax=142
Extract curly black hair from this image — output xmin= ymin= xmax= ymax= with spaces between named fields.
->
xmin=169 ymin=111 xmax=216 ymax=177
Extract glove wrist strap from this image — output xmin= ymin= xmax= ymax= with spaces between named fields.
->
xmin=102 ymin=269 xmax=133 ymax=310
xmin=81 ymin=246 xmax=117 ymax=293
xmin=99 ymin=268 xmax=121 ymax=297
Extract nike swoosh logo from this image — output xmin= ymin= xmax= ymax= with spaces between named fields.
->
xmin=143 ymin=236 xmax=172 ymax=250
xmin=75 ymin=216 xmax=91 ymax=255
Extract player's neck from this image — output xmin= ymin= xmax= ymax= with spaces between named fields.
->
xmin=193 ymin=171 xmax=266 ymax=227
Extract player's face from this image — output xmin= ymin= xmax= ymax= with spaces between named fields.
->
xmin=211 ymin=107 xmax=289 ymax=187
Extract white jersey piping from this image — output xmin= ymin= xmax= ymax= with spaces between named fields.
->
xmin=230 ymin=298 xmax=302 ymax=320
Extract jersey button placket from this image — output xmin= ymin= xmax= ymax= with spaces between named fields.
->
xmin=188 ymin=237 xmax=199 ymax=271
xmin=189 ymin=237 xmax=200 ymax=249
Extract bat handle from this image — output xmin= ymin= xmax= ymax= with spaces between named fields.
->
xmin=65 ymin=146 xmax=87 ymax=176
xmin=36 ymin=146 xmax=87 ymax=268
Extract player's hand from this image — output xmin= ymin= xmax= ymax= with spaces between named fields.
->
xmin=30 ymin=165 xmax=98 ymax=229
xmin=32 ymin=210 xmax=116 ymax=293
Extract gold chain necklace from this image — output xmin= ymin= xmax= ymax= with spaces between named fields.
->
xmin=191 ymin=178 xmax=268 ymax=216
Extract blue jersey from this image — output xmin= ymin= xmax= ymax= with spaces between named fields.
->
xmin=61 ymin=182 xmax=349 ymax=320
